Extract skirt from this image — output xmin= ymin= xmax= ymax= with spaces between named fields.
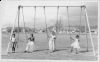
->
xmin=26 ymin=41 xmax=35 ymax=52
xmin=71 ymin=41 xmax=80 ymax=49
xmin=49 ymin=39 xmax=55 ymax=51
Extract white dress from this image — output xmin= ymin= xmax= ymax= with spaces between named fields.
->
xmin=25 ymin=40 xmax=35 ymax=52
xmin=71 ymin=39 xmax=80 ymax=49
xmin=49 ymin=35 xmax=55 ymax=51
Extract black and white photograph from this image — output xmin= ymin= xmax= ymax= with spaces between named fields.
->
xmin=0 ymin=0 xmax=99 ymax=62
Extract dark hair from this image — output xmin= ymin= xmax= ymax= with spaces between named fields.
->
xmin=12 ymin=33 xmax=15 ymax=37
xmin=31 ymin=34 xmax=33 ymax=37
xmin=76 ymin=35 xmax=79 ymax=38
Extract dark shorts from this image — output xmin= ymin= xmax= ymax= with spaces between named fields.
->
xmin=12 ymin=42 xmax=17 ymax=48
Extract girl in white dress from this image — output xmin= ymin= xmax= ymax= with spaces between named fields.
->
xmin=70 ymin=35 xmax=80 ymax=54
xmin=49 ymin=33 xmax=56 ymax=53
xmin=24 ymin=34 xmax=35 ymax=53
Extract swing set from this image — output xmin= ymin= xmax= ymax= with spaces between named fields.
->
xmin=8 ymin=5 xmax=96 ymax=56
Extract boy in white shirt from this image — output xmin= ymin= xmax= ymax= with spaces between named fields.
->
xmin=10 ymin=33 xmax=17 ymax=53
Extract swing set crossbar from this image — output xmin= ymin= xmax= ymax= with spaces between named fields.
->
xmin=16 ymin=5 xmax=96 ymax=57
xmin=18 ymin=5 xmax=86 ymax=8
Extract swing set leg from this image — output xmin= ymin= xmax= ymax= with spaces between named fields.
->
xmin=6 ymin=42 xmax=11 ymax=54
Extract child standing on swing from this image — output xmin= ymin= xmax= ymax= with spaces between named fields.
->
xmin=70 ymin=35 xmax=80 ymax=54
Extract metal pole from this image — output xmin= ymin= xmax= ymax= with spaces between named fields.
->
xmin=21 ymin=7 xmax=28 ymax=42
xmin=34 ymin=6 xmax=36 ymax=33
xmin=56 ymin=6 xmax=59 ymax=33
xmin=54 ymin=6 xmax=59 ymax=50
xmin=67 ymin=6 xmax=71 ymax=47
xmin=18 ymin=6 xmax=20 ymax=42
xmin=79 ymin=7 xmax=82 ymax=36
xmin=11 ymin=10 xmax=18 ymax=36
xmin=78 ymin=6 xmax=82 ymax=49
xmin=84 ymin=7 xmax=96 ymax=56
xmin=84 ymin=8 xmax=89 ymax=52
xmin=21 ymin=5 xmax=85 ymax=7
xmin=44 ymin=6 xmax=49 ymax=40
xmin=85 ymin=17 xmax=89 ymax=52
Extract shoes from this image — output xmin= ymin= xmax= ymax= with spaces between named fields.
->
xmin=12 ymin=51 xmax=15 ymax=53
xmin=24 ymin=51 xmax=32 ymax=53
xmin=76 ymin=52 xmax=79 ymax=54
xmin=24 ymin=51 xmax=27 ymax=53
xmin=49 ymin=50 xmax=55 ymax=53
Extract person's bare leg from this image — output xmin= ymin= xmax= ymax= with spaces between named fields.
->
xmin=7 ymin=42 xmax=11 ymax=54
xmin=76 ymin=48 xmax=78 ymax=54
xmin=24 ymin=44 xmax=29 ymax=52
xmin=70 ymin=47 xmax=73 ymax=53
xmin=52 ymin=40 xmax=55 ymax=52
xmin=12 ymin=42 xmax=15 ymax=53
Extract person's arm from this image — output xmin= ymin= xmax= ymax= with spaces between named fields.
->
xmin=10 ymin=36 xmax=12 ymax=40
xmin=54 ymin=36 xmax=56 ymax=39
xmin=15 ymin=38 xmax=18 ymax=48
xmin=33 ymin=37 xmax=35 ymax=42
xmin=78 ymin=39 xmax=80 ymax=42
xmin=27 ymin=37 xmax=31 ymax=42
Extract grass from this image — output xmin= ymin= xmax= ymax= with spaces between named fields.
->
xmin=1 ymin=32 xmax=98 ymax=61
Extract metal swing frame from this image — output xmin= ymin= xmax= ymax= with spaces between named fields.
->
xmin=9 ymin=5 xmax=96 ymax=56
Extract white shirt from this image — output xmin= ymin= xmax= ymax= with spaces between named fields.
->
xmin=10 ymin=37 xmax=16 ymax=42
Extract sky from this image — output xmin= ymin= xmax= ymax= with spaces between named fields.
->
xmin=0 ymin=1 xmax=98 ymax=29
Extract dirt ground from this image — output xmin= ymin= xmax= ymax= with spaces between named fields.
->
xmin=1 ymin=33 xmax=98 ymax=61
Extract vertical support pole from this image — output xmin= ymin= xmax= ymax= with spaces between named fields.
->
xmin=11 ymin=10 xmax=18 ymax=36
xmin=56 ymin=6 xmax=59 ymax=36
xmin=34 ymin=6 xmax=36 ymax=33
xmin=67 ymin=6 xmax=71 ymax=47
xmin=53 ymin=6 xmax=59 ymax=51
xmin=18 ymin=6 xmax=20 ymax=42
xmin=84 ymin=8 xmax=89 ymax=52
xmin=85 ymin=20 xmax=89 ymax=52
xmin=22 ymin=7 xmax=28 ymax=42
xmin=44 ymin=6 xmax=48 ymax=40
xmin=79 ymin=6 xmax=82 ymax=45
xmin=84 ymin=7 xmax=96 ymax=56
xmin=56 ymin=6 xmax=59 ymax=33
xmin=79 ymin=6 xmax=82 ymax=35
xmin=22 ymin=7 xmax=24 ymax=32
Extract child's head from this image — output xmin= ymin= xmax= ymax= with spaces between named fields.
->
xmin=13 ymin=31 xmax=15 ymax=33
xmin=30 ymin=34 xmax=34 ymax=37
xmin=76 ymin=35 xmax=79 ymax=39
xmin=52 ymin=31 xmax=55 ymax=36
xmin=12 ymin=34 xmax=15 ymax=37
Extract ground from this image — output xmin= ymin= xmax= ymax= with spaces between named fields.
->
xmin=1 ymin=32 xmax=98 ymax=61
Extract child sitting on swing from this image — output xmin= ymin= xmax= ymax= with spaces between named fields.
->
xmin=70 ymin=35 xmax=80 ymax=54
xmin=49 ymin=32 xmax=56 ymax=53
xmin=24 ymin=34 xmax=35 ymax=53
